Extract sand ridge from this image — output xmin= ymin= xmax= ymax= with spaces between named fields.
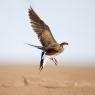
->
xmin=0 ymin=64 xmax=95 ymax=95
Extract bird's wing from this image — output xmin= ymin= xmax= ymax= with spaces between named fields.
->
xmin=28 ymin=7 xmax=57 ymax=47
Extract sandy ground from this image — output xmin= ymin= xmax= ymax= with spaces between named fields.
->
xmin=0 ymin=63 xmax=95 ymax=95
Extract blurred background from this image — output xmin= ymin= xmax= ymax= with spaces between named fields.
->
xmin=0 ymin=0 xmax=95 ymax=64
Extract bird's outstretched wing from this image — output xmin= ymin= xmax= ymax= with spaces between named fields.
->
xmin=28 ymin=7 xmax=57 ymax=47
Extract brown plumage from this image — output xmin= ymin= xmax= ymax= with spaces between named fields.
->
xmin=28 ymin=7 xmax=57 ymax=47
xmin=28 ymin=7 xmax=69 ymax=71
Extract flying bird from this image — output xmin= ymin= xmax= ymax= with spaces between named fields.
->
xmin=27 ymin=7 xmax=69 ymax=71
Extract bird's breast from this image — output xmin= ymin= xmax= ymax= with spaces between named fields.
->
xmin=46 ymin=47 xmax=64 ymax=56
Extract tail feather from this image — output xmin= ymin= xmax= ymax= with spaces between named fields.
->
xmin=26 ymin=43 xmax=43 ymax=50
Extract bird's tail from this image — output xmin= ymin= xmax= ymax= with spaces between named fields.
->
xmin=26 ymin=43 xmax=43 ymax=50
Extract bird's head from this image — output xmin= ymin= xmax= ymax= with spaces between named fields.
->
xmin=60 ymin=42 xmax=69 ymax=49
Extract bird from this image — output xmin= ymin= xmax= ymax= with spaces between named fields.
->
xmin=27 ymin=7 xmax=69 ymax=71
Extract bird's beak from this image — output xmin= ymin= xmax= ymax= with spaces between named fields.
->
xmin=63 ymin=44 xmax=69 ymax=48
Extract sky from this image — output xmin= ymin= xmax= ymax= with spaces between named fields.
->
xmin=0 ymin=0 xmax=95 ymax=63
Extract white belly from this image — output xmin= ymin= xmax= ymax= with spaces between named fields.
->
xmin=42 ymin=52 xmax=61 ymax=67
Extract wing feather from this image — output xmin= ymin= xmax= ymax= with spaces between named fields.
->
xmin=28 ymin=7 xmax=57 ymax=47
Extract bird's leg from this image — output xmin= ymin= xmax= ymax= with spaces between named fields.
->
xmin=39 ymin=52 xmax=44 ymax=71
xmin=51 ymin=58 xmax=58 ymax=65
xmin=53 ymin=58 xmax=58 ymax=64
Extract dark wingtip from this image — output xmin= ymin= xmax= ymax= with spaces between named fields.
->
xmin=28 ymin=6 xmax=33 ymax=13
xmin=30 ymin=5 xmax=32 ymax=8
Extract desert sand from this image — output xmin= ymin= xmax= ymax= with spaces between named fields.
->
xmin=0 ymin=63 xmax=95 ymax=95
